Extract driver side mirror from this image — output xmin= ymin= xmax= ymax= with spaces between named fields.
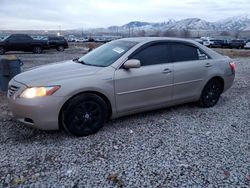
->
xmin=123 ymin=59 xmax=141 ymax=69
xmin=199 ymin=54 xmax=208 ymax=60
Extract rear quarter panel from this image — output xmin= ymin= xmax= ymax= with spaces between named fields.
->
xmin=198 ymin=57 xmax=235 ymax=98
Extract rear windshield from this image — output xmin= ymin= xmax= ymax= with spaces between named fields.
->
xmin=78 ymin=40 xmax=138 ymax=67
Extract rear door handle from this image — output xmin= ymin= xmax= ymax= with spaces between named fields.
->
xmin=162 ymin=68 xmax=172 ymax=74
xmin=205 ymin=63 xmax=212 ymax=67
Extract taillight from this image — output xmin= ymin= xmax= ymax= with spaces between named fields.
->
xmin=229 ymin=62 xmax=236 ymax=74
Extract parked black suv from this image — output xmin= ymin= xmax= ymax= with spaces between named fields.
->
xmin=0 ymin=34 xmax=49 ymax=55
xmin=211 ymin=40 xmax=224 ymax=48
xmin=229 ymin=40 xmax=245 ymax=49
xmin=47 ymin=36 xmax=69 ymax=52
xmin=211 ymin=39 xmax=231 ymax=48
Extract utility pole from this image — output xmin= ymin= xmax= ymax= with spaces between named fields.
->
xmin=58 ymin=25 xmax=61 ymax=36
xmin=82 ymin=26 xmax=84 ymax=38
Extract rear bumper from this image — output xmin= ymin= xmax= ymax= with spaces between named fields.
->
xmin=64 ymin=43 xmax=69 ymax=48
xmin=223 ymin=73 xmax=235 ymax=93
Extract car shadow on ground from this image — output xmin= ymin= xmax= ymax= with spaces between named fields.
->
xmin=1 ymin=95 xmax=230 ymax=144
xmin=1 ymin=50 xmax=65 ymax=55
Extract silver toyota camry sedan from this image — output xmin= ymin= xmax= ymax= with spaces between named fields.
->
xmin=8 ymin=37 xmax=235 ymax=136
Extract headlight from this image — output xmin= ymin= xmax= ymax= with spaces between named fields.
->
xmin=20 ymin=86 xmax=60 ymax=99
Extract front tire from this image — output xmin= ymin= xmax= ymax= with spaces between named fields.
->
xmin=57 ymin=45 xmax=64 ymax=52
xmin=62 ymin=94 xmax=108 ymax=137
xmin=199 ymin=79 xmax=223 ymax=108
xmin=33 ymin=46 xmax=42 ymax=54
xmin=0 ymin=46 xmax=5 ymax=55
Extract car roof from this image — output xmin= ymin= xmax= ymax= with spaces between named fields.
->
xmin=48 ymin=35 xmax=63 ymax=37
xmin=118 ymin=37 xmax=197 ymax=44
xmin=11 ymin=34 xmax=29 ymax=36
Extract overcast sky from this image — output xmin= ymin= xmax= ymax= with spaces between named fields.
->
xmin=0 ymin=0 xmax=249 ymax=30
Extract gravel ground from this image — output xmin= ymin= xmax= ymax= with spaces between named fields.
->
xmin=0 ymin=47 xmax=249 ymax=187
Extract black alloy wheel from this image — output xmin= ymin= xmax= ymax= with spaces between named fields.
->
xmin=33 ymin=46 xmax=42 ymax=54
xmin=199 ymin=79 xmax=223 ymax=108
xmin=57 ymin=45 xmax=64 ymax=52
xmin=62 ymin=94 xmax=108 ymax=136
xmin=0 ymin=47 xmax=5 ymax=55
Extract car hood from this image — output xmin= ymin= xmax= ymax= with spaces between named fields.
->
xmin=14 ymin=60 xmax=103 ymax=86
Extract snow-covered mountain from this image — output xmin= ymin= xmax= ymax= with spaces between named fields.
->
xmin=122 ymin=21 xmax=152 ymax=28
xmin=166 ymin=18 xmax=216 ymax=30
xmin=107 ymin=15 xmax=250 ymax=32
xmin=216 ymin=15 xmax=250 ymax=31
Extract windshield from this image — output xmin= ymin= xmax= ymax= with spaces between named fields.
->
xmin=0 ymin=36 xmax=9 ymax=41
xmin=78 ymin=40 xmax=138 ymax=67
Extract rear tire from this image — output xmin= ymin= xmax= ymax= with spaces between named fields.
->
xmin=57 ymin=45 xmax=64 ymax=52
xmin=33 ymin=46 xmax=42 ymax=54
xmin=199 ymin=79 xmax=223 ymax=108
xmin=0 ymin=46 xmax=5 ymax=55
xmin=62 ymin=94 xmax=108 ymax=137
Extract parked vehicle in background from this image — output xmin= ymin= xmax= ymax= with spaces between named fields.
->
xmin=0 ymin=34 xmax=49 ymax=55
xmin=211 ymin=39 xmax=224 ymax=48
xmin=221 ymin=39 xmax=231 ymax=48
xmin=194 ymin=39 xmax=204 ymax=45
xmin=229 ymin=39 xmax=245 ymax=49
xmin=67 ymin=38 xmax=76 ymax=42
xmin=244 ymin=39 xmax=250 ymax=49
xmin=47 ymin=36 xmax=69 ymax=52
xmin=8 ymin=37 xmax=235 ymax=136
xmin=210 ymin=39 xmax=231 ymax=48
xmin=200 ymin=37 xmax=215 ymax=47
xmin=76 ymin=38 xmax=89 ymax=43
xmin=66 ymin=37 xmax=88 ymax=43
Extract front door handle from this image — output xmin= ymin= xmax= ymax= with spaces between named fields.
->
xmin=205 ymin=63 xmax=212 ymax=67
xmin=162 ymin=68 xmax=172 ymax=74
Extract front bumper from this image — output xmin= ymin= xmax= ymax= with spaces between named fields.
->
xmin=7 ymin=79 xmax=65 ymax=130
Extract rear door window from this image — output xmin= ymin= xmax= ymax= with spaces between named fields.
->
xmin=170 ymin=43 xmax=199 ymax=62
xmin=19 ymin=35 xmax=32 ymax=42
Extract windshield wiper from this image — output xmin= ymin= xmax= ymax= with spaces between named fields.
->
xmin=73 ymin=57 xmax=80 ymax=62
xmin=73 ymin=57 xmax=105 ymax=67
xmin=73 ymin=57 xmax=87 ymax=65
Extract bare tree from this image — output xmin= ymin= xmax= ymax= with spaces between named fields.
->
xmin=234 ymin=30 xmax=240 ymax=39
xmin=150 ymin=30 xmax=160 ymax=37
xmin=137 ymin=30 xmax=146 ymax=37
xmin=162 ymin=30 xmax=177 ymax=37
xmin=220 ymin=31 xmax=230 ymax=36
xmin=180 ymin=29 xmax=191 ymax=38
